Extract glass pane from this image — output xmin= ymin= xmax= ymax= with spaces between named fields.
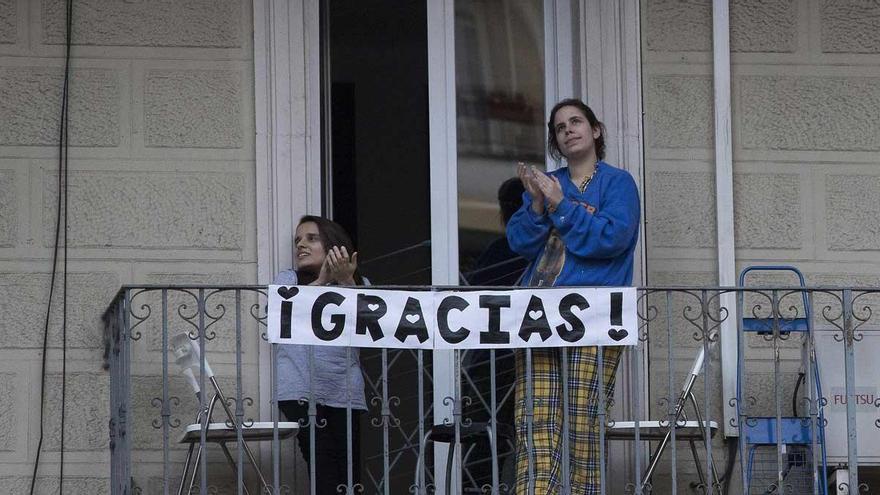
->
xmin=456 ymin=0 xmax=544 ymax=288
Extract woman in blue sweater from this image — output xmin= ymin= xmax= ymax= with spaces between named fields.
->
xmin=506 ymin=99 xmax=640 ymax=494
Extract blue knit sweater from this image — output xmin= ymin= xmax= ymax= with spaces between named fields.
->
xmin=506 ymin=161 xmax=640 ymax=287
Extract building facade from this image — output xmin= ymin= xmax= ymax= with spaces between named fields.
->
xmin=1 ymin=0 xmax=879 ymax=492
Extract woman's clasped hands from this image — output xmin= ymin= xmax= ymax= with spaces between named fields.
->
xmin=517 ymin=162 xmax=563 ymax=214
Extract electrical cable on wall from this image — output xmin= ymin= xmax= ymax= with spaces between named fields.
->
xmin=29 ymin=0 xmax=74 ymax=493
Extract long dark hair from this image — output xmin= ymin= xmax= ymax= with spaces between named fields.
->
xmin=547 ymin=98 xmax=606 ymax=162
xmin=297 ymin=215 xmax=364 ymax=285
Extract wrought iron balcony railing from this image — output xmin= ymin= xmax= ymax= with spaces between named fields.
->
xmin=104 ymin=285 xmax=879 ymax=495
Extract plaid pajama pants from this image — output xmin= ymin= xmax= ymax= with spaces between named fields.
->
xmin=513 ymin=346 xmax=622 ymax=495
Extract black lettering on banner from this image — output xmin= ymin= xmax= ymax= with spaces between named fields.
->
xmin=355 ymin=294 xmax=387 ymax=341
xmin=280 ymin=300 xmax=292 ymax=339
xmin=311 ymin=292 xmax=346 ymax=341
xmin=394 ymin=297 xmax=430 ymax=344
xmin=518 ymin=295 xmax=552 ymax=342
xmin=556 ymin=293 xmax=588 ymax=342
xmin=277 ymin=286 xmax=299 ymax=339
xmin=610 ymin=291 xmax=623 ymax=325
xmin=437 ymin=295 xmax=470 ymax=344
xmin=479 ymin=295 xmax=511 ymax=344
xmin=606 ymin=291 xmax=629 ymax=341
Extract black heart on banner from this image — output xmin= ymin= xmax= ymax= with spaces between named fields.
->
xmin=608 ymin=328 xmax=628 ymax=341
xmin=277 ymin=286 xmax=299 ymax=299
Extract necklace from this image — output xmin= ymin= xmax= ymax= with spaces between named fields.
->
xmin=578 ymin=166 xmax=598 ymax=193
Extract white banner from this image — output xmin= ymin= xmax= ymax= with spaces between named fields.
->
xmin=267 ymin=286 xmax=637 ymax=348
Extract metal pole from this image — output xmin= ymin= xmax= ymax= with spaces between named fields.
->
xmin=773 ymin=290 xmax=784 ymax=494
xmin=382 ymin=349 xmax=390 ymax=495
xmin=598 ymin=346 xmax=607 ymax=495
xmin=667 ymin=291 xmax=678 ymax=494
xmin=701 ymin=290 xmax=715 ymax=494
xmin=234 ymin=290 xmax=245 ymax=495
xmin=737 ymin=289 xmax=750 ymax=494
xmin=198 ymin=289 xmax=207 ymax=494
xmin=807 ymin=291 xmax=820 ymax=495
xmin=842 ymin=289 xmax=860 ymax=489
xmin=489 ymin=349 xmax=500 ymax=495
xmin=561 ymin=347 xmax=571 ymax=494
xmin=525 ymin=349 xmax=535 ymax=495
xmin=161 ymin=290 xmax=170 ymax=495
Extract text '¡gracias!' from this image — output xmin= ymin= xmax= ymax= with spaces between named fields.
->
xmin=267 ymin=286 xmax=637 ymax=349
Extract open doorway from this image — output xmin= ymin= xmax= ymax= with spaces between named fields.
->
xmin=324 ymin=0 xmax=431 ymax=287
xmin=320 ymin=1 xmax=432 ymax=492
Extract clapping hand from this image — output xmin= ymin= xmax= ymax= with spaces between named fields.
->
xmin=517 ymin=162 xmax=545 ymax=214
xmin=529 ymin=165 xmax=563 ymax=210
xmin=518 ymin=163 xmax=563 ymax=213
xmin=314 ymin=256 xmax=333 ymax=286
xmin=327 ymin=246 xmax=358 ymax=285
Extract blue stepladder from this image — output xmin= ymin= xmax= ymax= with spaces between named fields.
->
xmin=737 ymin=266 xmax=829 ymax=494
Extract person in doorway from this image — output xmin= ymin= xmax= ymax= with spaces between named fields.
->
xmin=463 ymin=176 xmax=527 ymax=490
xmin=468 ymin=177 xmax=529 ymax=287
xmin=274 ymin=215 xmax=366 ymax=495
xmin=506 ymin=99 xmax=640 ymax=494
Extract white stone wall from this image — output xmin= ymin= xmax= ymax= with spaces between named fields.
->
xmin=642 ymin=0 xmax=880 ymax=490
xmin=0 ymin=1 xmax=257 ymax=492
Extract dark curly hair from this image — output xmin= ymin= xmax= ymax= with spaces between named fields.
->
xmin=547 ymin=98 xmax=606 ymax=162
